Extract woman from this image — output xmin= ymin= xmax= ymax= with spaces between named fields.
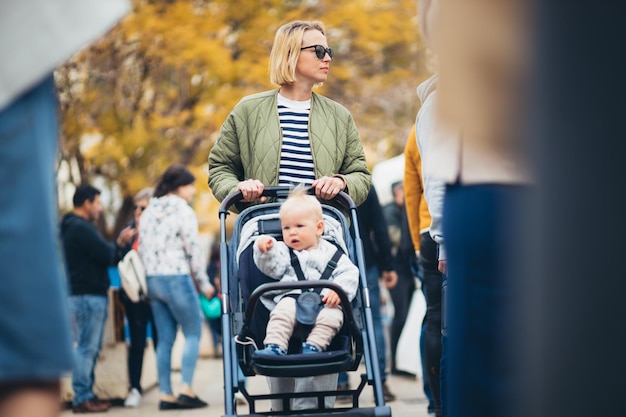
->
xmin=208 ymin=20 xmax=371 ymax=210
xmin=139 ymin=164 xmax=215 ymax=410
xmin=416 ymin=1 xmax=531 ymax=416
xmin=208 ymin=20 xmax=371 ymax=411
xmin=120 ymin=187 xmax=158 ymax=408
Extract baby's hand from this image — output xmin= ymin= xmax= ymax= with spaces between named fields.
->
xmin=257 ymin=236 xmax=274 ymax=253
xmin=322 ymin=290 xmax=340 ymax=308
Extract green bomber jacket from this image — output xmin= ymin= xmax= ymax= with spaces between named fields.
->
xmin=208 ymin=89 xmax=371 ymax=208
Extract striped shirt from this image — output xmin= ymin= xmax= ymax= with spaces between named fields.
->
xmin=277 ymin=93 xmax=315 ymax=187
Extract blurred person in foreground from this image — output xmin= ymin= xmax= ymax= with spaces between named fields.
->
xmin=139 ymin=164 xmax=215 ymax=411
xmin=525 ymin=3 xmax=626 ymax=417
xmin=208 ymin=19 xmax=371 ymax=411
xmin=0 ymin=2 xmax=130 ymax=416
xmin=416 ymin=0 xmax=532 ymax=416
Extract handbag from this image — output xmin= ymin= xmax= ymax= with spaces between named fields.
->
xmin=117 ymin=249 xmax=148 ymax=303
xmin=199 ymin=293 xmax=221 ymax=319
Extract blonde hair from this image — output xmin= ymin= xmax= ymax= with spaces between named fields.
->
xmin=279 ymin=186 xmax=323 ymax=221
xmin=269 ymin=20 xmax=328 ymax=87
xmin=133 ymin=187 xmax=154 ymax=203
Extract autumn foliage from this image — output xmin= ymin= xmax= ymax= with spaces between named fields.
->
xmin=55 ymin=0 xmax=428 ymax=235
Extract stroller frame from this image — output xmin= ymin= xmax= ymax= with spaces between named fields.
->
xmin=218 ymin=186 xmax=392 ymax=417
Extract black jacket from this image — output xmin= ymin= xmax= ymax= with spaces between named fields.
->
xmin=356 ymin=187 xmax=394 ymax=272
xmin=60 ymin=213 xmax=123 ymax=296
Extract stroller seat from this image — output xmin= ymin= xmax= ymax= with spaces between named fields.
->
xmin=234 ymin=210 xmax=363 ymax=379
xmin=250 ymin=331 xmax=353 ymax=378
xmin=217 ymin=187 xmax=392 ymax=417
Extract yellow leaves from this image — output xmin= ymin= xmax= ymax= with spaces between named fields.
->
xmin=57 ymin=0 xmax=424 ymax=229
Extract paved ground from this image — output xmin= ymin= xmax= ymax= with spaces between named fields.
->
xmin=61 ymin=356 xmax=431 ymax=417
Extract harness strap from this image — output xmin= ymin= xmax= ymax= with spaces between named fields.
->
xmin=320 ymin=248 xmax=343 ymax=281
xmin=289 ymin=247 xmax=343 ymax=290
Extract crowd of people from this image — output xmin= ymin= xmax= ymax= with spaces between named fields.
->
xmin=5 ymin=1 xmax=617 ymax=417
xmin=58 ymin=165 xmax=217 ymax=413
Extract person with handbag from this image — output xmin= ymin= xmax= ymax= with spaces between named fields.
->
xmin=138 ymin=164 xmax=215 ymax=411
xmin=119 ymin=187 xmax=158 ymax=408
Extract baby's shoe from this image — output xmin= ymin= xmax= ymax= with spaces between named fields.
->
xmin=301 ymin=342 xmax=321 ymax=354
xmin=257 ymin=343 xmax=287 ymax=355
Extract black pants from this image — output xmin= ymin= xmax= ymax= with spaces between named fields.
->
xmin=121 ymin=292 xmax=158 ymax=392
xmin=389 ymin=254 xmax=416 ymax=372
xmin=420 ymin=231 xmax=443 ymax=416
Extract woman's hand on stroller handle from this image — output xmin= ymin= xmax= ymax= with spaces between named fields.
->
xmin=311 ymin=176 xmax=346 ymax=201
xmin=237 ymin=179 xmax=267 ymax=203
xmin=219 ymin=185 xmax=357 ymax=215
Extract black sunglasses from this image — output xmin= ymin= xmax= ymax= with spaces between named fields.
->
xmin=300 ymin=45 xmax=333 ymax=60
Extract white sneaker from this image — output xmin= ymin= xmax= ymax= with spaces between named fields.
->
xmin=124 ymin=388 xmax=142 ymax=407
xmin=235 ymin=392 xmax=246 ymax=405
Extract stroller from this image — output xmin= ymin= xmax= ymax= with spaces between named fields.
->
xmin=218 ymin=186 xmax=392 ymax=417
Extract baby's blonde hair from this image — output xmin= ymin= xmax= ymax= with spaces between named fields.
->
xmin=279 ymin=186 xmax=323 ymax=221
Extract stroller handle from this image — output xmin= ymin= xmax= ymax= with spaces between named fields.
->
xmin=246 ymin=280 xmax=355 ymax=318
xmin=218 ymin=185 xmax=356 ymax=215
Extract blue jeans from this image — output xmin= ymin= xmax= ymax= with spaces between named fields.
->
xmin=443 ymin=184 xmax=527 ymax=417
xmin=69 ymin=295 xmax=108 ymax=406
xmin=0 ymin=75 xmax=73 ymax=383
xmin=148 ymin=275 xmax=202 ymax=395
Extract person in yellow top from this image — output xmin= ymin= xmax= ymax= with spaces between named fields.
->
xmin=403 ymin=124 xmax=432 ymax=253
xmin=403 ymin=124 xmax=443 ymax=417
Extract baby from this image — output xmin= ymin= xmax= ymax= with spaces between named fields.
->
xmin=253 ymin=187 xmax=359 ymax=355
